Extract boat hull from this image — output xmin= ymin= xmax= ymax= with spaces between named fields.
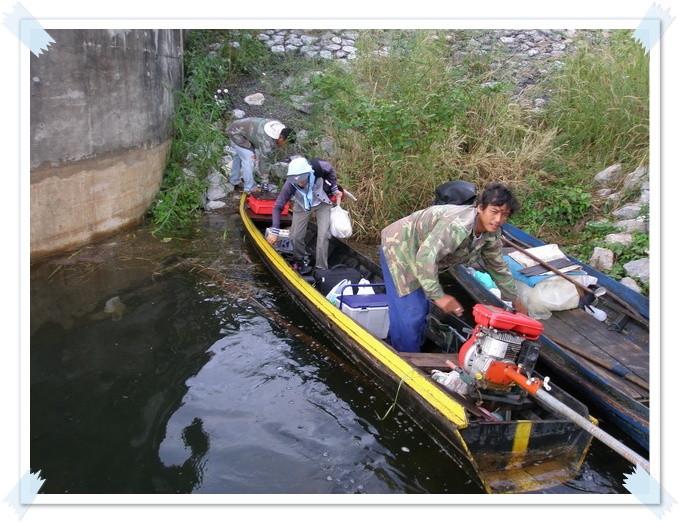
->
xmin=239 ymin=195 xmax=594 ymax=493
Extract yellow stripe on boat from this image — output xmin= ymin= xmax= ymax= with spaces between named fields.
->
xmin=240 ymin=194 xmax=469 ymax=430
xmin=507 ymin=420 xmax=532 ymax=469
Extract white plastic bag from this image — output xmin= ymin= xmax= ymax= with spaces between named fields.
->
xmin=356 ymin=278 xmax=375 ymax=295
xmin=330 ymin=202 xmax=352 ymax=238
xmin=516 ymin=273 xmax=598 ymax=319
xmin=325 ymin=278 xmax=352 ymax=306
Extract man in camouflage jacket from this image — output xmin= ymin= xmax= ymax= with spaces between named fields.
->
xmin=380 ymin=182 xmax=527 ymax=352
xmin=227 ymin=117 xmax=295 ymax=194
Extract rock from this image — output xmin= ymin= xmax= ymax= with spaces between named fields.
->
xmin=320 ymin=137 xmax=335 ymax=156
xmin=270 ymin=162 xmax=289 ymax=178
xmin=295 ymin=129 xmax=309 ymax=141
xmin=205 ymin=200 xmax=227 ymax=211
xmin=611 ymin=203 xmax=643 ymax=220
xmin=623 ymin=258 xmax=649 ymax=284
xmin=589 ymin=247 xmax=615 ymax=272
xmin=639 ymin=181 xmax=650 ymax=204
xmin=615 ymin=218 xmax=648 ymax=234
xmin=622 ymin=166 xmax=648 ymax=192
xmin=290 ymin=94 xmax=313 ymax=114
xmin=244 ymin=93 xmax=266 ymax=105
xmin=594 ymin=164 xmax=622 ymax=185
xmin=104 ymin=296 xmax=126 ymax=321
xmin=604 ymin=232 xmax=633 ymax=247
xmin=207 ymin=185 xmax=227 ymax=201
xmin=207 ymin=169 xmax=226 ymax=185
xmin=620 ymin=277 xmax=642 ymax=293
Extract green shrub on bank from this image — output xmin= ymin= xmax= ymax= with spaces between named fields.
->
xmin=149 ymin=30 xmax=273 ymax=233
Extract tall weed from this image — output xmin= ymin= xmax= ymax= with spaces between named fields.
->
xmin=538 ymin=30 xmax=649 ymax=170
xmin=309 ymin=30 xmax=549 ymax=239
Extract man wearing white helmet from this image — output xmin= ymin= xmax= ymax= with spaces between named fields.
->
xmin=226 ymin=117 xmax=295 ymax=194
xmin=267 ymin=157 xmax=343 ymax=270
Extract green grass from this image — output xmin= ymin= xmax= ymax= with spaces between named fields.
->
xmin=148 ymin=30 xmax=276 ymax=233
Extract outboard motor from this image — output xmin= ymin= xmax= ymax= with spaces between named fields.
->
xmin=458 ymin=304 xmax=543 ymax=392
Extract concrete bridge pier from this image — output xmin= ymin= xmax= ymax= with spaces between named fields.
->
xmin=30 ymin=29 xmax=184 ymax=261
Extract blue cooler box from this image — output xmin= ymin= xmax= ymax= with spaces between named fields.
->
xmin=337 ymin=292 xmax=390 ymax=339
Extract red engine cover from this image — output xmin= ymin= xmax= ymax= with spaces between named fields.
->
xmin=470 ymin=303 xmax=543 ymax=340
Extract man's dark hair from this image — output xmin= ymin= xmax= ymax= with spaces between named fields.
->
xmin=280 ymin=127 xmax=296 ymax=143
xmin=477 ymin=182 xmax=520 ymax=215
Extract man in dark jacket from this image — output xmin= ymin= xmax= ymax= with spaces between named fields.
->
xmin=266 ymin=157 xmax=342 ymax=270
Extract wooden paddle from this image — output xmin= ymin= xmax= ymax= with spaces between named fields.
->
xmin=544 ymin=333 xmax=649 ymax=391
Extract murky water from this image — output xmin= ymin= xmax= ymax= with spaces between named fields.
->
xmin=29 ymin=207 xmax=638 ymax=499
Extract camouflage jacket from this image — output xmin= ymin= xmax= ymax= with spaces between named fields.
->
xmin=381 ymin=205 xmax=518 ymax=302
xmin=226 ymin=118 xmax=281 ymax=175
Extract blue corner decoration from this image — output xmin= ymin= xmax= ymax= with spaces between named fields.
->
xmin=624 ymin=466 xmax=676 ymax=518
xmin=3 ymin=470 xmax=45 ymax=520
xmin=633 ymin=3 xmax=674 ymax=53
xmin=2 ymin=2 xmax=55 ymax=56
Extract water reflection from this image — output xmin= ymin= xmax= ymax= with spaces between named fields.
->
xmin=29 ymin=214 xmax=633 ymax=496
xmin=30 ymin=267 xmax=219 ymax=494
xmin=29 ymin=221 xmax=482 ymax=495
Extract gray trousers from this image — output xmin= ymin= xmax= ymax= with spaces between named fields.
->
xmin=290 ymin=200 xmax=332 ymax=269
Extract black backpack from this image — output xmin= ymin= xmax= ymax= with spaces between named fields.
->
xmin=433 ymin=180 xmax=477 ymax=206
xmin=310 ymin=158 xmax=343 ymax=196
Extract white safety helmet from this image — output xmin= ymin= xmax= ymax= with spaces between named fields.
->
xmin=263 ymin=120 xmax=286 ymax=139
xmin=286 ymin=157 xmax=312 ymax=183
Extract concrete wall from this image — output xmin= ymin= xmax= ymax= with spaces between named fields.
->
xmin=30 ymin=29 xmax=184 ymax=260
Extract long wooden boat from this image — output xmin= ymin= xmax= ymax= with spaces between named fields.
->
xmin=443 ymin=223 xmax=650 ymax=453
xmin=239 ymin=193 xmax=603 ymax=494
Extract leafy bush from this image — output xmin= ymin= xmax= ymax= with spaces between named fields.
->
xmin=149 ymin=164 xmax=208 ymax=234
xmin=515 ymin=180 xmax=593 ymax=239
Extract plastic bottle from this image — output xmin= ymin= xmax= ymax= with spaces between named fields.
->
xmin=473 ymin=270 xmax=498 ymax=290
xmin=431 ymin=370 xmax=471 ymax=395
xmin=584 ymin=305 xmax=607 ymax=321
